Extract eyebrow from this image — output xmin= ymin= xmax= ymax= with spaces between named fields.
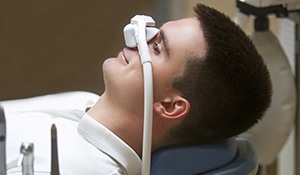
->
xmin=160 ymin=30 xmax=170 ymax=57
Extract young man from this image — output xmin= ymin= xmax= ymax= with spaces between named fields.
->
xmin=5 ymin=3 xmax=271 ymax=175
xmin=88 ymin=2 xmax=271 ymax=151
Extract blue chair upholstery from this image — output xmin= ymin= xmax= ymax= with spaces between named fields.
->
xmin=151 ymin=138 xmax=257 ymax=175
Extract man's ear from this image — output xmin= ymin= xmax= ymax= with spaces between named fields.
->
xmin=153 ymin=96 xmax=190 ymax=120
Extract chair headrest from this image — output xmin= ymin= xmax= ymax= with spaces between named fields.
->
xmin=150 ymin=138 xmax=237 ymax=175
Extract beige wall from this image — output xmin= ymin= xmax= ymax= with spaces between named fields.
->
xmin=0 ymin=0 xmax=153 ymax=100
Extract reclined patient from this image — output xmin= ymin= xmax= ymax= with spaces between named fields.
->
xmin=3 ymin=3 xmax=272 ymax=175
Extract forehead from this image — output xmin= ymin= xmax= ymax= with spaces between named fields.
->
xmin=160 ymin=18 xmax=206 ymax=58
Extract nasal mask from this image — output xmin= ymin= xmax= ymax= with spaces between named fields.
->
xmin=123 ymin=15 xmax=158 ymax=175
xmin=123 ymin=15 xmax=159 ymax=63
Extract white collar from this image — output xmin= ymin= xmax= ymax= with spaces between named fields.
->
xmin=77 ymin=114 xmax=141 ymax=175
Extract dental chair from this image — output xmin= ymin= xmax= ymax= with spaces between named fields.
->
xmin=151 ymin=137 xmax=258 ymax=175
xmin=2 ymin=91 xmax=258 ymax=175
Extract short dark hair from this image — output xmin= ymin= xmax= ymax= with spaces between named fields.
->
xmin=168 ymin=4 xmax=272 ymax=146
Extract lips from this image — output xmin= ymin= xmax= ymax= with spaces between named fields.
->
xmin=121 ymin=51 xmax=129 ymax=64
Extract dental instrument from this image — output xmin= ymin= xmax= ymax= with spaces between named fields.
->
xmin=51 ymin=124 xmax=60 ymax=175
xmin=18 ymin=142 xmax=34 ymax=175
xmin=0 ymin=105 xmax=6 ymax=175
xmin=123 ymin=15 xmax=159 ymax=175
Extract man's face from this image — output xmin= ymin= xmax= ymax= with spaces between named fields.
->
xmin=102 ymin=18 xmax=206 ymax=111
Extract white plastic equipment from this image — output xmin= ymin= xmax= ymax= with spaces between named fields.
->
xmin=243 ymin=28 xmax=296 ymax=166
xmin=234 ymin=0 xmax=297 ymax=167
xmin=123 ymin=15 xmax=159 ymax=175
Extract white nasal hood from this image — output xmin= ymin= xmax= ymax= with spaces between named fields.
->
xmin=123 ymin=15 xmax=159 ymax=48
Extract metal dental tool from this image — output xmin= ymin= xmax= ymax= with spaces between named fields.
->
xmin=123 ymin=15 xmax=159 ymax=175
xmin=18 ymin=142 xmax=34 ymax=175
xmin=51 ymin=124 xmax=59 ymax=175
xmin=0 ymin=105 xmax=6 ymax=175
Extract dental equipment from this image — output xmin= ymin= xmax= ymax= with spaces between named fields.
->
xmin=18 ymin=142 xmax=34 ymax=175
xmin=123 ymin=15 xmax=159 ymax=175
xmin=51 ymin=124 xmax=60 ymax=175
xmin=235 ymin=0 xmax=300 ymax=171
xmin=0 ymin=105 xmax=6 ymax=175
xmin=234 ymin=0 xmax=300 ymax=174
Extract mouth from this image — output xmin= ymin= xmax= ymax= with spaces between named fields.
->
xmin=121 ymin=50 xmax=129 ymax=64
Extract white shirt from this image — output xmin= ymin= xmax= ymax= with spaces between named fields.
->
xmin=3 ymin=92 xmax=141 ymax=175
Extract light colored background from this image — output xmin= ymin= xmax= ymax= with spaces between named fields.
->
xmin=188 ymin=0 xmax=279 ymax=35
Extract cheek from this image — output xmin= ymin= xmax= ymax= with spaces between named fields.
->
xmin=151 ymin=57 xmax=185 ymax=99
xmin=152 ymin=65 xmax=174 ymax=99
